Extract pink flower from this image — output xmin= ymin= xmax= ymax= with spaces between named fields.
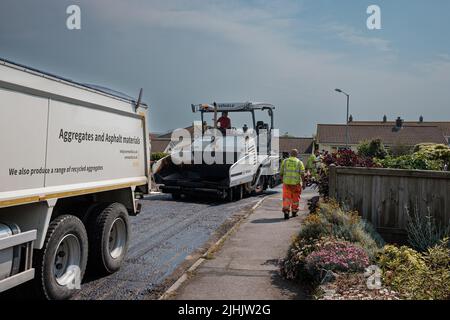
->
xmin=305 ymin=239 xmax=369 ymax=276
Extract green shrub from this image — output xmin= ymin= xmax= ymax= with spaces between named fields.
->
xmin=377 ymin=244 xmax=426 ymax=289
xmin=405 ymin=205 xmax=450 ymax=252
xmin=420 ymin=241 xmax=450 ymax=300
xmin=378 ymin=240 xmax=450 ymax=300
xmin=357 ymin=139 xmax=388 ymax=159
xmin=414 ymin=143 xmax=450 ymax=163
xmin=357 ymin=140 xmax=370 ymax=157
xmin=299 ymin=201 xmax=383 ymax=260
xmin=380 ymin=144 xmax=450 ymax=171
xmin=299 ymin=214 xmax=329 ymax=241
xmin=280 ymin=236 xmax=318 ymax=281
xmin=380 ymin=153 xmax=443 ymax=170
xmin=358 ymin=219 xmax=386 ymax=249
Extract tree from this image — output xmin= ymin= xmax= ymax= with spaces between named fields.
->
xmin=357 ymin=139 xmax=387 ymax=159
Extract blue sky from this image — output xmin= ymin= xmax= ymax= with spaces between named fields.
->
xmin=297 ymin=1 xmax=450 ymax=63
xmin=1 ymin=0 xmax=449 ymax=136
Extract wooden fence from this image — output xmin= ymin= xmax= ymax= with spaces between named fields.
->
xmin=329 ymin=165 xmax=450 ymax=243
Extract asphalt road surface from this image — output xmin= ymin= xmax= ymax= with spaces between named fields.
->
xmin=69 ymin=191 xmax=275 ymax=300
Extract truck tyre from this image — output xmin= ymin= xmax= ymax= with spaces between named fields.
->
xmin=226 ymin=188 xmax=234 ymax=202
xmin=254 ymin=176 xmax=266 ymax=195
xmin=34 ymin=215 xmax=88 ymax=300
xmin=233 ymin=185 xmax=244 ymax=201
xmin=243 ymin=183 xmax=252 ymax=198
xmin=171 ymin=193 xmax=182 ymax=201
xmin=87 ymin=203 xmax=129 ymax=275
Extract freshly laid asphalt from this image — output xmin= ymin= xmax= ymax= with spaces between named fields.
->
xmin=71 ymin=192 xmax=272 ymax=300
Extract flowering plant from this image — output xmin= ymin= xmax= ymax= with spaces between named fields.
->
xmin=280 ymin=237 xmax=318 ymax=280
xmin=322 ymin=149 xmax=377 ymax=168
xmin=305 ymin=238 xmax=370 ymax=279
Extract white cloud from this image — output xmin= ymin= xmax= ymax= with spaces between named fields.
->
xmin=91 ymin=0 xmax=302 ymax=48
xmin=330 ymin=25 xmax=391 ymax=52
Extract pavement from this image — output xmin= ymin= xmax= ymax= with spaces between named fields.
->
xmin=173 ymin=188 xmax=316 ymax=300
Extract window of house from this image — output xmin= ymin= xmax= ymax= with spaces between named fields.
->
xmin=447 ymin=136 xmax=450 ymax=146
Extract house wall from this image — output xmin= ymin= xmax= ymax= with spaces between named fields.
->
xmin=317 ymin=143 xmax=358 ymax=153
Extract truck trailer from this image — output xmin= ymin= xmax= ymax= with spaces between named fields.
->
xmin=0 ymin=58 xmax=150 ymax=299
xmin=153 ymin=102 xmax=280 ymax=201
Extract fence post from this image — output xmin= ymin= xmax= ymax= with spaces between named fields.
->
xmin=329 ymin=164 xmax=337 ymax=199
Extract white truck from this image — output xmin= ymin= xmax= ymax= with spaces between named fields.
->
xmin=0 ymin=58 xmax=150 ymax=299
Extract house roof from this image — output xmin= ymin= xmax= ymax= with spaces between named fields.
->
xmin=157 ymin=125 xmax=196 ymax=139
xmin=316 ymin=124 xmax=447 ymax=146
xmin=349 ymin=121 xmax=450 ymax=136
xmin=150 ymin=138 xmax=171 ymax=153
xmin=279 ymin=137 xmax=314 ymax=154
xmin=149 ymin=133 xmax=162 ymax=140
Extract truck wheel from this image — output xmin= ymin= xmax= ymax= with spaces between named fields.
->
xmin=88 ymin=203 xmax=129 ymax=275
xmin=226 ymin=188 xmax=234 ymax=202
xmin=34 ymin=215 xmax=88 ymax=300
xmin=171 ymin=193 xmax=182 ymax=201
xmin=254 ymin=176 xmax=266 ymax=195
xmin=233 ymin=185 xmax=244 ymax=201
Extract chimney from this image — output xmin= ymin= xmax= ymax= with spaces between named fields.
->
xmin=383 ymin=115 xmax=387 ymax=123
xmin=419 ymin=115 xmax=424 ymax=123
xmin=348 ymin=114 xmax=353 ymax=122
xmin=395 ymin=117 xmax=403 ymax=128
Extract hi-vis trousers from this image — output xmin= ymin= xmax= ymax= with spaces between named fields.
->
xmin=282 ymin=184 xmax=302 ymax=213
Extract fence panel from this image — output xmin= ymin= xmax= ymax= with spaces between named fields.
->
xmin=329 ymin=166 xmax=450 ymax=243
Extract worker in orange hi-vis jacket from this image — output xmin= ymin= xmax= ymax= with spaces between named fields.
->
xmin=280 ymin=149 xmax=305 ymax=220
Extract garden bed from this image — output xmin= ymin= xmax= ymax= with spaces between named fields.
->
xmin=289 ymin=144 xmax=450 ymax=300
xmin=279 ymin=199 xmax=450 ymax=300
xmin=317 ymin=273 xmax=400 ymax=300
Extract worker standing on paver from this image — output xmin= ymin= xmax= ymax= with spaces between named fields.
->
xmin=217 ymin=111 xmax=231 ymax=130
xmin=280 ymin=149 xmax=305 ymax=220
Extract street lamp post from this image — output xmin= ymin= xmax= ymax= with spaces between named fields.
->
xmin=335 ymin=88 xmax=350 ymax=148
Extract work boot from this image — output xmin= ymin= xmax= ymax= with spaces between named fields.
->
xmin=292 ymin=211 xmax=298 ymax=218
xmin=283 ymin=211 xmax=290 ymax=220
